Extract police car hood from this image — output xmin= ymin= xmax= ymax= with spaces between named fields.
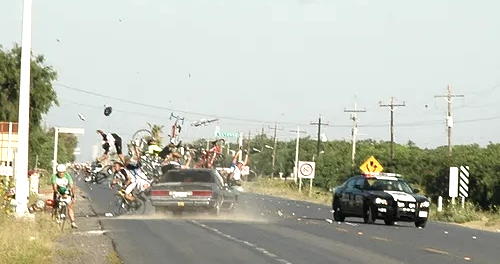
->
xmin=368 ymin=190 xmax=425 ymax=203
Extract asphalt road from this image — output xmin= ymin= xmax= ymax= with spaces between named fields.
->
xmin=78 ymin=178 xmax=499 ymax=264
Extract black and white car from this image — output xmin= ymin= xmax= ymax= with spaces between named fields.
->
xmin=332 ymin=173 xmax=430 ymax=228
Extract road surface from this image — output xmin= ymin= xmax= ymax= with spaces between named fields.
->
xmin=79 ymin=179 xmax=498 ymax=264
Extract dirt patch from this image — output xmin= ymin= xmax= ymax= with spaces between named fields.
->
xmin=456 ymin=220 xmax=500 ymax=233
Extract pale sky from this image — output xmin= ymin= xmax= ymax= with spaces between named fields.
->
xmin=2 ymin=0 xmax=500 ymax=160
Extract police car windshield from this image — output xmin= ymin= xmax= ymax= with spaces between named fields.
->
xmin=365 ymin=179 xmax=413 ymax=193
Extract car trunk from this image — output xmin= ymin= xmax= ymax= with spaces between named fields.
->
xmin=151 ymin=182 xmax=214 ymax=199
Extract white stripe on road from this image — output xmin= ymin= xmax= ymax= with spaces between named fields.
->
xmin=191 ymin=220 xmax=293 ymax=264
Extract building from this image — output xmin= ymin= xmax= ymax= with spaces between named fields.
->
xmin=0 ymin=122 xmax=18 ymax=177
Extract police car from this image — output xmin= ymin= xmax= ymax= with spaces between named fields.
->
xmin=332 ymin=173 xmax=430 ymax=228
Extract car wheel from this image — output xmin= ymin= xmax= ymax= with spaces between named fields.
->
xmin=415 ymin=219 xmax=427 ymax=228
xmin=172 ymin=209 xmax=183 ymax=216
xmin=211 ymin=201 xmax=221 ymax=216
xmin=363 ymin=204 xmax=376 ymax=224
xmin=155 ymin=206 xmax=167 ymax=215
xmin=384 ymin=218 xmax=395 ymax=226
xmin=333 ymin=202 xmax=345 ymax=222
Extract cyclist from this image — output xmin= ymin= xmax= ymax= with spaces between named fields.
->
xmin=97 ymin=130 xmax=125 ymax=163
xmin=51 ymin=164 xmax=77 ymax=229
xmin=228 ymin=152 xmax=248 ymax=186
xmin=112 ymin=161 xmax=136 ymax=202
xmin=147 ymin=138 xmax=163 ymax=156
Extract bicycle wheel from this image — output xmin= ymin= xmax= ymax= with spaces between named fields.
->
xmin=108 ymin=195 xmax=128 ymax=217
xmin=131 ymin=129 xmax=152 ymax=152
xmin=59 ymin=205 xmax=68 ymax=231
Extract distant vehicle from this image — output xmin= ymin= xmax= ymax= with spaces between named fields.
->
xmin=332 ymin=173 xmax=430 ymax=228
xmin=150 ymin=169 xmax=238 ymax=215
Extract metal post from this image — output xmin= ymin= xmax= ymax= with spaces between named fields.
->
xmin=294 ymin=127 xmax=300 ymax=185
xmin=6 ymin=122 xmax=13 ymax=186
xmin=52 ymin=128 xmax=59 ymax=174
xmin=15 ymin=0 xmax=33 ymax=217
xmin=437 ymin=196 xmax=443 ymax=212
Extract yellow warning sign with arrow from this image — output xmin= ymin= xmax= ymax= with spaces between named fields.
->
xmin=360 ymin=156 xmax=384 ymax=174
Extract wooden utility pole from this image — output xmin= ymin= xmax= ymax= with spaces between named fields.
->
xmin=310 ymin=115 xmax=329 ymax=157
xmin=380 ymin=97 xmax=406 ymax=161
xmin=435 ymin=85 xmax=464 ymax=157
xmin=268 ymin=122 xmax=283 ymax=177
xmin=344 ymin=103 xmax=366 ymax=168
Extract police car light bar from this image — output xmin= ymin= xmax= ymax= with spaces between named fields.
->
xmin=362 ymin=172 xmax=402 ymax=178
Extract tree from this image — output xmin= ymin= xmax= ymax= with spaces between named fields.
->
xmin=0 ymin=45 xmax=73 ymax=171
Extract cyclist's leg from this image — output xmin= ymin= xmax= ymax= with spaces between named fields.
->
xmin=124 ymin=182 xmax=137 ymax=201
xmin=67 ymin=199 xmax=75 ymax=223
xmin=113 ymin=134 xmax=125 ymax=163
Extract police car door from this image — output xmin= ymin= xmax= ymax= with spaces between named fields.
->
xmin=341 ymin=178 xmax=356 ymax=214
xmin=352 ymin=178 xmax=366 ymax=215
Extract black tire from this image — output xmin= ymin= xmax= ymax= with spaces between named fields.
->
xmin=363 ymin=204 xmax=376 ymax=224
xmin=109 ymin=195 xmax=128 ymax=216
xmin=333 ymin=202 xmax=345 ymax=222
xmin=384 ymin=218 xmax=395 ymax=226
xmin=211 ymin=201 xmax=221 ymax=216
xmin=415 ymin=219 xmax=427 ymax=228
xmin=155 ymin=206 xmax=168 ymax=214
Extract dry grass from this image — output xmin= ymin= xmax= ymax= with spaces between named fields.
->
xmin=243 ymin=178 xmax=332 ymax=206
xmin=0 ymin=214 xmax=60 ymax=264
xmin=106 ymin=251 xmax=122 ymax=264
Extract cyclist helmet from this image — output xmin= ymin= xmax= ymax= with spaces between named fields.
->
xmin=56 ymin=164 xmax=67 ymax=173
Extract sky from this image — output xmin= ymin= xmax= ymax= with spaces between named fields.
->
xmin=1 ymin=0 xmax=500 ymax=160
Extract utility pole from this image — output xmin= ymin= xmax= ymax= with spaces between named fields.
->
xmin=268 ymin=122 xmax=283 ymax=177
xmin=15 ymin=0 xmax=33 ymax=217
xmin=344 ymin=103 xmax=366 ymax=168
xmin=289 ymin=127 xmax=306 ymax=185
xmin=435 ymin=85 xmax=464 ymax=157
xmin=310 ymin=115 xmax=329 ymax=157
xmin=380 ymin=97 xmax=406 ymax=161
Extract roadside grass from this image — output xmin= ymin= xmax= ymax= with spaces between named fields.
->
xmin=243 ymin=177 xmax=332 ymax=206
xmin=0 ymin=213 xmax=60 ymax=264
xmin=106 ymin=251 xmax=123 ymax=264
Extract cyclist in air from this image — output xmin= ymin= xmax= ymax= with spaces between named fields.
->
xmin=147 ymin=138 xmax=163 ymax=156
xmin=228 ymin=150 xmax=248 ymax=186
xmin=51 ymin=164 xmax=78 ymax=229
xmin=97 ymin=130 xmax=125 ymax=163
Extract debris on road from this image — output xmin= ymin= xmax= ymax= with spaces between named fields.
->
xmin=325 ymin=219 xmax=333 ymax=224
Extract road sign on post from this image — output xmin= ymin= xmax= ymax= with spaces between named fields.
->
xmin=458 ymin=166 xmax=469 ymax=198
xmin=298 ymin=161 xmax=315 ymax=196
xmin=449 ymin=167 xmax=459 ymax=199
xmin=359 ymin=156 xmax=384 ymax=174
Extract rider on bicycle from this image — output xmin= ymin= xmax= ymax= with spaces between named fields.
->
xmin=112 ymin=161 xmax=136 ymax=202
xmin=228 ymin=150 xmax=248 ymax=186
xmin=51 ymin=164 xmax=77 ymax=229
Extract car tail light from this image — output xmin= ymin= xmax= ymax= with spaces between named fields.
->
xmin=151 ymin=190 xmax=170 ymax=196
xmin=192 ymin=190 xmax=212 ymax=197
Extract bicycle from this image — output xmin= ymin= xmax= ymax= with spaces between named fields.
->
xmin=108 ymin=188 xmax=147 ymax=216
xmin=52 ymin=195 xmax=71 ymax=231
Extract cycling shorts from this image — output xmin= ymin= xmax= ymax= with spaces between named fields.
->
xmin=125 ymin=182 xmax=138 ymax=195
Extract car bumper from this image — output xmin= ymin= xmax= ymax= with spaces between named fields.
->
xmin=375 ymin=205 xmax=429 ymax=222
xmin=151 ymin=198 xmax=216 ymax=209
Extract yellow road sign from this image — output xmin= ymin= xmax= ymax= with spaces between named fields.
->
xmin=360 ymin=156 xmax=384 ymax=173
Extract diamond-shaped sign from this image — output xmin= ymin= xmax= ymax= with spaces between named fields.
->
xmin=359 ymin=156 xmax=384 ymax=174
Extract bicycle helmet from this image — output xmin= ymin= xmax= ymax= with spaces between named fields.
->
xmin=56 ymin=164 xmax=67 ymax=173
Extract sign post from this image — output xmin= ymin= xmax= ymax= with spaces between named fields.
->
xmin=52 ymin=127 xmax=85 ymax=174
xmin=298 ymin=161 xmax=315 ymax=196
xmin=449 ymin=167 xmax=459 ymax=205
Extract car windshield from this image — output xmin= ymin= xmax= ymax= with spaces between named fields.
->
xmin=365 ymin=179 xmax=413 ymax=193
xmin=160 ymin=170 xmax=214 ymax=183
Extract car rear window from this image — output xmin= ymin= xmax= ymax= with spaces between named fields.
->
xmin=160 ymin=170 xmax=215 ymax=183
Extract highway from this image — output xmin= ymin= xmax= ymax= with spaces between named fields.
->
xmin=80 ymin=179 xmax=498 ymax=264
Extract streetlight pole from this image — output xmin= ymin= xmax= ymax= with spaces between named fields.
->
xmin=15 ymin=0 xmax=33 ymax=217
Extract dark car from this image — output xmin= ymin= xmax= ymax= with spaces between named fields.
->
xmin=332 ymin=173 xmax=430 ymax=228
xmin=150 ymin=169 xmax=238 ymax=215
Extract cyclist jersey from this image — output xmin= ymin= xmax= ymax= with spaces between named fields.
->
xmin=51 ymin=173 xmax=73 ymax=195
xmin=148 ymin=144 xmax=163 ymax=155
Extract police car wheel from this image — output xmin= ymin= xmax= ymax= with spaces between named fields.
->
xmin=415 ymin=219 xmax=427 ymax=228
xmin=333 ymin=202 xmax=345 ymax=222
xmin=363 ymin=204 xmax=376 ymax=224
xmin=384 ymin=218 xmax=395 ymax=226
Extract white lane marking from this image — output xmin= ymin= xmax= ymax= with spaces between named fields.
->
xmin=191 ymin=220 xmax=293 ymax=264
xmin=344 ymin=222 xmax=359 ymax=227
